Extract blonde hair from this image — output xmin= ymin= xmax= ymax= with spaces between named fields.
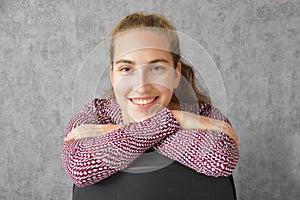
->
xmin=109 ymin=12 xmax=211 ymax=105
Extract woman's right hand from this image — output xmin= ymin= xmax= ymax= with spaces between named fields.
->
xmin=170 ymin=110 xmax=240 ymax=146
xmin=64 ymin=124 xmax=120 ymax=142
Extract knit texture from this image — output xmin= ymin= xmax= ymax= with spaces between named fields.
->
xmin=62 ymin=99 xmax=239 ymax=187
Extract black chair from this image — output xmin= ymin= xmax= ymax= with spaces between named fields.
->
xmin=73 ymin=152 xmax=237 ymax=200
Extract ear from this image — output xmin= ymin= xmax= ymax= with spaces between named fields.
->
xmin=173 ymin=62 xmax=181 ymax=88
xmin=110 ymin=65 xmax=115 ymax=87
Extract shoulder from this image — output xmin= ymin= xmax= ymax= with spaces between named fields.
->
xmin=181 ymin=101 xmax=229 ymax=123
xmin=92 ymin=98 xmax=113 ymax=109
xmin=180 ymin=101 xmax=212 ymax=115
xmin=90 ymin=98 xmax=119 ymax=109
xmin=199 ymin=102 xmax=229 ymax=123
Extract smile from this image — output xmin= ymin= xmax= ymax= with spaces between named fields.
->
xmin=130 ymin=97 xmax=158 ymax=105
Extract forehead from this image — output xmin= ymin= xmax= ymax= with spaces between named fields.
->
xmin=114 ymin=48 xmax=173 ymax=65
xmin=113 ymin=30 xmax=170 ymax=60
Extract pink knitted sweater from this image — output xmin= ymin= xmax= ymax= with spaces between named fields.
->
xmin=62 ymin=99 xmax=239 ymax=187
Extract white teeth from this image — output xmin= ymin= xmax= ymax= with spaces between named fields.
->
xmin=131 ymin=98 xmax=155 ymax=105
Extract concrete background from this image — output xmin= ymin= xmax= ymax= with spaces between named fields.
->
xmin=1 ymin=0 xmax=299 ymax=199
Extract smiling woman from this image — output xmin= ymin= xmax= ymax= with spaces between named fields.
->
xmin=62 ymin=12 xmax=240 ymax=200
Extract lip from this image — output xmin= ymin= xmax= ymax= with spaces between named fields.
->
xmin=129 ymin=96 xmax=159 ymax=108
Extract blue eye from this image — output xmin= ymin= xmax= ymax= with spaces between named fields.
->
xmin=151 ymin=65 xmax=165 ymax=71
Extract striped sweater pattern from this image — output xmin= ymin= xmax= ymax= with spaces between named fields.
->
xmin=62 ymin=99 xmax=239 ymax=187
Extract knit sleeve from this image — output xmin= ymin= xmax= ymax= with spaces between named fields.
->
xmin=62 ymin=99 xmax=179 ymax=187
xmin=153 ymin=102 xmax=239 ymax=177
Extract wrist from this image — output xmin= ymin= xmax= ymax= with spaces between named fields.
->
xmin=170 ymin=110 xmax=182 ymax=124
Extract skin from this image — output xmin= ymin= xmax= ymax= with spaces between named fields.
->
xmin=110 ymin=48 xmax=181 ymax=123
xmin=64 ymin=30 xmax=239 ymax=146
xmin=64 ymin=115 xmax=239 ymax=146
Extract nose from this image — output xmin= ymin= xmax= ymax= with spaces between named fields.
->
xmin=133 ymin=68 xmax=153 ymax=93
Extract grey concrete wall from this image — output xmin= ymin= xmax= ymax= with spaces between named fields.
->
xmin=1 ymin=0 xmax=299 ymax=199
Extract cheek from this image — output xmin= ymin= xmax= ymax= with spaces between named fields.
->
xmin=154 ymin=84 xmax=174 ymax=105
xmin=112 ymin=76 xmax=132 ymax=98
xmin=152 ymin=74 xmax=176 ymax=90
xmin=163 ymin=87 xmax=174 ymax=99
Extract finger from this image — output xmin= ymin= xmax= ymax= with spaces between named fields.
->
xmin=73 ymin=135 xmax=81 ymax=140
xmin=75 ymin=124 xmax=102 ymax=134
xmin=222 ymin=126 xmax=239 ymax=146
xmin=72 ymin=125 xmax=90 ymax=138
xmin=208 ymin=119 xmax=224 ymax=132
xmin=70 ymin=130 xmax=81 ymax=140
xmin=74 ymin=125 xmax=104 ymax=139
xmin=224 ymin=126 xmax=239 ymax=146
xmin=64 ymin=131 xmax=75 ymax=142
xmin=79 ymin=126 xmax=103 ymax=137
xmin=64 ymin=137 xmax=71 ymax=142
xmin=211 ymin=121 xmax=240 ymax=146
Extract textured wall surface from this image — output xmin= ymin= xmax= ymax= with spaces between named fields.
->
xmin=1 ymin=0 xmax=299 ymax=199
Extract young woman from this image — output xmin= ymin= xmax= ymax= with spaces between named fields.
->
xmin=62 ymin=12 xmax=240 ymax=200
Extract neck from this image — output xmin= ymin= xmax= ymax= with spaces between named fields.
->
xmin=167 ymin=101 xmax=181 ymax=110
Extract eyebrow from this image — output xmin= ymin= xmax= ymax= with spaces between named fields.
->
xmin=114 ymin=59 xmax=135 ymax=65
xmin=114 ymin=58 xmax=170 ymax=65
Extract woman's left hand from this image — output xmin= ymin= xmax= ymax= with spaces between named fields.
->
xmin=171 ymin=110 xmax=240 ymax=146
xmin=64 ymin=124 xmax=120 ymax=142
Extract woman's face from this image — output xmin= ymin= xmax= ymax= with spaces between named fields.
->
xmin=110 ymin=30 xmax=181 ymax=122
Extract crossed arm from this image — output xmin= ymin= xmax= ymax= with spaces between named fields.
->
xmin=62 ymin=99 xmax=239 ymax=187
